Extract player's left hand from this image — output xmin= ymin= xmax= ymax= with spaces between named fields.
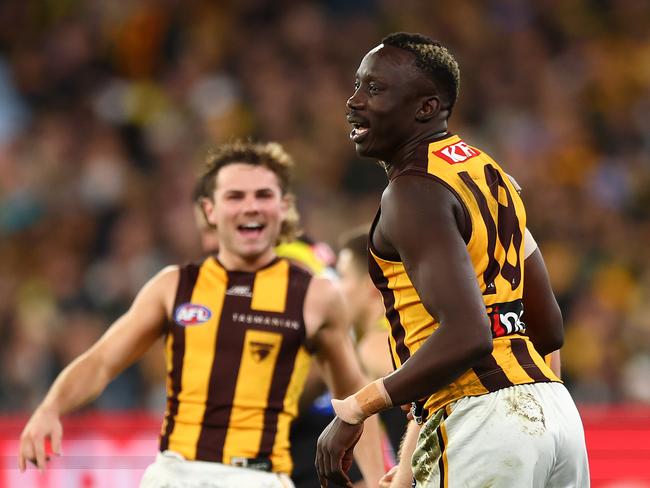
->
xmin=315 ymin=416 xmax=363 ymax=487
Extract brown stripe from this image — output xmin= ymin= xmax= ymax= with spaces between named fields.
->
xmin=472 ymin=354 xmax=514 ymax=391
xmin=388 ymin=335 xmax=397 ymax=371
xmin=510 ymin=338 xmax=552 ymax=383
xmin=258 ymin=265 xmax=311 ymax=457
xmin=194 ymin=271 xmax=246 ymax=462
xmin=159 ymin=263 xmax=201 ymax=452
xmin=484 ymin=166 xmax=523 ymax=291
xmin=283 ymin=263 xmax=312 ymax=330
xmin=458 ymin=172 xmax=500 ymax=295
xmin=257 ymin=339 xmax=299 ymax=458
xmin=367 ymin=253 xmax=410 ymax=365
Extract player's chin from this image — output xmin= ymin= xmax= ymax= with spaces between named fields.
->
xmin=354 ymin=139 xmax=373 ymax=158
xmin=356 ymin=143 xmax=384 ymax=161
xmin=242 ymin=240 xmax=274 ymax=259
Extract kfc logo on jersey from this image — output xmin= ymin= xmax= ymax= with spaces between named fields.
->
xmin=174 ymin=303 xmax=212 ymax=327
xmin=434 ymin=141 xmax=480 ymax=164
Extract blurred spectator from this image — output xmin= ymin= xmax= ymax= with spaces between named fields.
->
xmin=0 ymin=0 xmax=649 ymax=411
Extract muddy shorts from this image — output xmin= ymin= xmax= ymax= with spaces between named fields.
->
xmin=411 ymin=383 xmax=589 ymax=487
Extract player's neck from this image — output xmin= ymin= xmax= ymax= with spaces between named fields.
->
xmin=383 ymin=127 xmax=449 ymax=177
xmin=217 ymin=248 xmax=277 ymax=272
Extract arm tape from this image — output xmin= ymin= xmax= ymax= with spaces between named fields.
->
xmin=331 ymin=379 xmax=393 ymax=425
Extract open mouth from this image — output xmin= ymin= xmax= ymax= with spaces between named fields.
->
xmin=347 ymin=114 xmax=370 ymax=143
xmin=237 ymin=222 xmax=265 ymax=238
xmin=349 ymin=122 xmax=370 ymax=143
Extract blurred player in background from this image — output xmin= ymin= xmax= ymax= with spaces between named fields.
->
xmin=316 ymin=32 xmax=588 ymax=487
xmin=19 ymin=140 xmax=384 ymax=488
xmin=336 ymin=226 xmax=393 ymax=380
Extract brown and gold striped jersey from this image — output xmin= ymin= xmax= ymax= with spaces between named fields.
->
xmin=159 ymin=256 xmax=313 ymax=474
xmin=369 ymin=134 xmax=559 ymax=417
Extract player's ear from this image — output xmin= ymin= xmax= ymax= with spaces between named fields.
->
xmin=415 ymin=96 xmax=441 ymax=122
xmin=200 ymin=197 xmax=217 ymax=226
xmin=280 ymin=193 xmax=293 ymax=219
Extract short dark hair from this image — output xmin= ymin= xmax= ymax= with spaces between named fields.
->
xmin=381 ymin=32 xmax=460 ymax=111
xmin=197 ymin=140 xmax=300 ymax=243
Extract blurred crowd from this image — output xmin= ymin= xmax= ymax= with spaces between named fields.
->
xmin=0 ymin=0 xmax=648 ymax=412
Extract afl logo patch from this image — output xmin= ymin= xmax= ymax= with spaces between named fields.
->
xmin=174 ymin=303 xmax=212 ymax=327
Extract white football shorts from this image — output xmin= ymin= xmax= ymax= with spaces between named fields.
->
xmin=411 ymin=382 xmax=589 ymax=487
xmin=140 ymin=451 xmax=295 ymax=488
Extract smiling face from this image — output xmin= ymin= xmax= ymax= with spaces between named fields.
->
xmin=203 ymin=163 xmax=289 ymax=269
xmin=346 ymin=44 xmax=437 ymax=162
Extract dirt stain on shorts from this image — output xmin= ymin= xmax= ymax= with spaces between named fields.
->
xmin=504 ymin=388 xmax=546 ymax=436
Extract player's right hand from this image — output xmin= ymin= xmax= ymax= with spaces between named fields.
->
xmin=18 ymin=408 xmax=62 ymax=472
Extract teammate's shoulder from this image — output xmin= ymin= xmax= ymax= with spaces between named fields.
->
xmin=284 ymin=256 xmax=316 ymax=278
xmin=306 ymin=272 xmax=342 ymax=303
xmin=156 ymin=257 xmax=215 ymax=284
xmin=153 ymin=265 xmax=180 ymax=283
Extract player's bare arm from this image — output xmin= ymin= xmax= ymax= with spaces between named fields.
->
xmin=521 ymin=246 xmax=563 ymax=358
xmin=383 ymin=420 xmax=420 ymax=488
xmin=305 ymin=275 xmax=384 ymax=487
xmin=357 ymin=329 xmax=393 ymax=380
xmin=377 ymin=176 xmax=493 ymax=404
xmin=18 ymin=266 xmax=179 ymax=472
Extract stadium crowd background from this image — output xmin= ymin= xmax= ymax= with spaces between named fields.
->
xmin=0 ymin=0 xmax=648 ymax=414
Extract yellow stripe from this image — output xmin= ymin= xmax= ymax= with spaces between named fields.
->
xmin=382 ymin=261 xmax=436 ymax=359
xmin=222 ymin=329 xmax=284 ymax=463
xmin=371 ymin=252 xmax=402 ymax=368
xmin=251 ymin=260 xmax=289 ymax=312
xmin=168 ymin=260 xmax=226 ymax=459
xmin=271 ymin=347 xmax=312 ymax=473
xmin=424 ymin=368 xmax=489 ymax=414
xmin=544 ymin=354 xmax=552 ymax=368
xmin=387 ymin=328 xmax=401 ymax=368
xmin=440 ymin=415 xmax=449 ymax=488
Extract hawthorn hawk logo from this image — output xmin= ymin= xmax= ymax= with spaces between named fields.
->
xmin=250 ymin=341 xmax=275 ymax=362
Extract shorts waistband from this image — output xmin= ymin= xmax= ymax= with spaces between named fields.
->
xmin=158 ymin=451 xmax=273 ymax=473
xmin=229 ymin=456 xmax=273 ymax=472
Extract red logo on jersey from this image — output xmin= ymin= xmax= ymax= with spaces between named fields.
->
xmin=434 ymin=141 xmax=480 ymax=164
